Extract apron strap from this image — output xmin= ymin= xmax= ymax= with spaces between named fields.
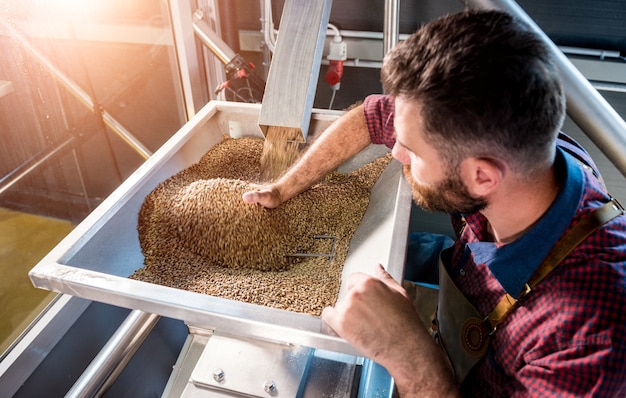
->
xmin=434 ymin=198 xmax=624 ymax=384
xmin=487 ymin=198 xmax=624 ymax=331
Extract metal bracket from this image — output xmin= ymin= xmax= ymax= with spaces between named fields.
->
xmin=189 ymin=333 xmax=312 ymax=397
xmin=288 ymin=235 xmax=337 ymax=261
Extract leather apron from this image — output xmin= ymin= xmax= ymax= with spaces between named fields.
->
xmin=427 ymin=198 xmax=624 ymax=384
xmin=433 ymin=247 xmax=490 ymax=383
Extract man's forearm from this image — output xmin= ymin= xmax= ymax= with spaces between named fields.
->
xmin=274 ymin=104 xmax=372 ymax=201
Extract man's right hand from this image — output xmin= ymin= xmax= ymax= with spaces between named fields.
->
xmin=242 ymin=104 xmax=371 ymax=210
xmin=242 ymin=185 xmax=282 ymax=209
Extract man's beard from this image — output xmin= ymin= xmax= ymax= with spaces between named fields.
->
xmin=402 ymin=165 xmax=487 ymax=214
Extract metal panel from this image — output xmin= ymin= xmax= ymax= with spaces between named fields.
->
xmin=189 ymin=334 xmax=313 ymax=396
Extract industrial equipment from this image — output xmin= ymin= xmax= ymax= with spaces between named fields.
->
xmin=2 ymin=0 xmax=624 ymax=396
xmin=28 ymin=100 xmax=412 ymax=397
xmin=21 ymin=0 xmax=413 ymax=395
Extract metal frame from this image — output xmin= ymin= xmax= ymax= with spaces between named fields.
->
xmin=168 ymin=0 xmax=211 ymax=119
xmin=27 ymin=101 xmax=411 ymax=358
xmin=0 ymin=16 xmax=152 ymax=160
xmin=65 ymin=310 xmax=160 ymax=398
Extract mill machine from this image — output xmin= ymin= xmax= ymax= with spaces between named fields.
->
xmin=28 ymin=1 xmax=413 ymax=397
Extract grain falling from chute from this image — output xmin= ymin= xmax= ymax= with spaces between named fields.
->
xmin=259 ymin=125 xmax=303 ymax=181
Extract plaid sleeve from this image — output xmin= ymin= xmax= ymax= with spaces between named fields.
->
xmin=363 ymin=94 xmax=396 ymax=149
xmin=516 ymin=226 xmax=626 ymax=396
xmin=518 ymin=225 xmax=626 ymax=396
xmin=514 ymin=339 xmax=626 ymax=397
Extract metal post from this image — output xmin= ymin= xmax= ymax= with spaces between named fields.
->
xmin=168 ymin=0 xmax=210 ymax=119
xmin=383 ymin=0 xmax=400 ymax=56
xmin=65 ymin=310 xmax=160 ymax=398
xmin=192 ymin=11 xmax=236 ymax=65
xmin=0 ymin=137 xmax=75 ymax=196
xmin=466 ymin=0 xmax=626 ymax=177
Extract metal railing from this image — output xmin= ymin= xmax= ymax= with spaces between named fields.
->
xmin=466 ymin=0 xmax=626 ymax=177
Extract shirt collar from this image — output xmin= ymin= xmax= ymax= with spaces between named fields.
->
xmin=467 ymin=147 xmax=584 ymax=297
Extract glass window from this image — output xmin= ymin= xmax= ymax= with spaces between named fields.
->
xmin=0 ymin=0 xmax=186 ymax=355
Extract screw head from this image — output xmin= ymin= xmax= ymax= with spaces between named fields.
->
xmin=263 ymin=379 xmax=276 ymax=393
xmin=213 ymin=368 xmax=225 ymax=382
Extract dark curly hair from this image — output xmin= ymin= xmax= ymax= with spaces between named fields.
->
xmin=381 ymin=10 xmax=565 ymax=177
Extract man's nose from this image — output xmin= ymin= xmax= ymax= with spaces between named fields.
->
xmin=391 ymin=143 xmax=410 ymax=165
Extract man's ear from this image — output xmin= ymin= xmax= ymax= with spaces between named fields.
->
xmin=460 ymin=157 xmax=505 ymax=197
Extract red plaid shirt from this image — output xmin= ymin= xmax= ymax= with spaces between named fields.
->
xmin=364 ymin=94 xmax=626 ymax=397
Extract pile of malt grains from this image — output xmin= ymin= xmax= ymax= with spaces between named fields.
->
xmin=131 ymin=135 xmax=392 ymax=316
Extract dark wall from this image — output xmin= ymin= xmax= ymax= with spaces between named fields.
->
xmin=0 ymin=36 xmax=183 ymax=222
xmin=518 ymin=0 xmax=626 ymax=53
xmin=239 ymin=0 xmax=626 ymax=52
xmin=237 ymin=0 xmax=626 ymax=110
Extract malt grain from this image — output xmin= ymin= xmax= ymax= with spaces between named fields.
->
xmin=132 ymin=135 xmax=391 ymax=316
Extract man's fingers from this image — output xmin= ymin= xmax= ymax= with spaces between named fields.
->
xmin=345 ymin=266 xmax=397 ymax=293
xmin=374 ymin=263 xmax=397 ymax=286
xmin=241 ymin=190 xmax=260 ymax=204
xmin=374 ymin=263 xmax=390 ymax=278
xmin=345 ymin=271 xmax=373 ymax=290
xmin=321 ymin=306 xmax=335 ymax=323
xmin=241 ymin=190 xmax=278 ymax=208
xmin=374 ymin=263 xmax=407 ymax=294
xmin=321 ymin=306 xmax=340 ymax=335
xmin=242 ymin=184 xmax=281 ymax=208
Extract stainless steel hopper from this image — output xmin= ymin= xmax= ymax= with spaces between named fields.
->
xmin=29 ymin=100 xmax=412 ymax=357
